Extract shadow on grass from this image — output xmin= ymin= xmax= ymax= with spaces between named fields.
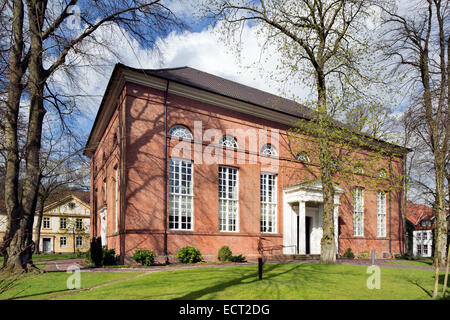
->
xmin=5 ymin=288 xmax=73 ymax=300
xmin=173 ymin=263 xmax=308 ymax=300
xmin=408 ymin=273 xmax=450 ymax=299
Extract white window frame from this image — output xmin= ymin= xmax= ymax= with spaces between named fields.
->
xmin=261 ymin=144 xmax=277 ymax=157
xmin=377 ymin=191 xmax=387 ymax=237
xmin=353 ymin=187 xmax=364 ymax=237
xmin=60 ymin=236 xmax=67 ymax=248
xmin=220 ymin=135 xmax=238 ymax=149
xmin=43 ymin=217 xmax=50 ymax=229
xmin=60 ymin=217 xmax=67 ymax=230
xmin=76 ymin=236 xmax=83 ymax=248
xmin=76 ymin=218 xmax=83 ymax=231
xmin=169 ymin=158 xmax=194 ymax=230
xmin=219 ymin=166 xmax=239 ymax=232
xmin=260 ymin=173 xmax=277 ymax=233
xmin=169 ymin=125 xmax=193 ymax=140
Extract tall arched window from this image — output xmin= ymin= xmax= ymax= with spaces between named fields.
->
xmin=169 ymin=125 xmax=193 ymax=140
xmin=220 ymin=135 xmax=238 ymax=149
xmin=261 ymin=144 xmax=277 ymax=157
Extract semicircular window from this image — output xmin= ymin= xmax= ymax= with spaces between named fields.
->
xmin=296 ymin=151 xmax=310 ymax=162
xmin=169 ymin=125 xmax=193 ymax=140
xmin=378 ymin=169 xmax=386 ymax=178
xmin=220 ymin=135 xmax=238 ymax=149
xmin=261 ymin=144 xmax=277 ymax=157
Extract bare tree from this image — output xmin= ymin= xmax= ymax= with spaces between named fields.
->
xmin=1 ymin=0 xmax=184 ymax=273
xmin=381 ymin=0 xmax=449 ymax=298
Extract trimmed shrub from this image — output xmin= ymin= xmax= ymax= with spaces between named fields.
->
xmin=176 ymin=246 xmax=203 ymax=264
xmin=218 ymin=246 xmax=233 ymax=262
xmin=229 ymin=254 xmax=247 ymax=263
xmin=343 ymin=248 xmax=355 ymax=259
xmin=102 ymin=247 xmax=117 ymax=265
xmin=132 ymin=249 xmax=156 ymax=266
xmin=88 ymin=237 xmax=103 ymax=267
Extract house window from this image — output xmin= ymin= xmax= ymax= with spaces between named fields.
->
xmin=354 ymin=164 xmax=364 ymax=174
xmin=220 ymin=135 xmax=238 ymax=149
xmin=261 ymin=173 xmax=277 ymax=233
xmin=261 ymin=144 xmax=277 ymax=157
xmin=169 ymin=125 xmax=193 ymax=140
xmin=377 ymin=191 xmax=386 ymax=237
xmin=60 ymin=217 xmax=67 ymax=230
xmin=353 ymin=187 xmax=364 ymax=236
xmin=76 ymin=236 xmax=83 ymax=248
xmin=423 ymin=231 xmax=427 ymax=240
xmin=423 ymin=244 xmax=428 ymax=255
xmin=417 ymin=232 xmax=422 ymax=241
xmin=296 ymin=151 xmax=310 ymax=162
xmin=60 ymin=237 xmax=67 ymax=248
xmin=378 ymin=169 xmax=386 ymax=178
xmin=43 ymin=217 xmax=50 ymax=229
xmin=219 ymin=166 xmax=238 ymax=232
xmin=76 ymin=218 xmax=83 ymax=231
xmin=417 ymin=244 xmax=422 ymax=256
xmin=169 ymin=158 xmax=193 ymax=230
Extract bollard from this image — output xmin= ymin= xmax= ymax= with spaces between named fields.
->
xmin=258 ymin=257 xmax=263 ymax=280
xmin=371 ymin=249 xmax=375 ymax=265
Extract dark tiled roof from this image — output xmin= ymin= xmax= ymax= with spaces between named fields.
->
xmin=45 ymin=189 xmax=90 ymax=207
xmin=136 ymin=66 xmax=316 ymax=120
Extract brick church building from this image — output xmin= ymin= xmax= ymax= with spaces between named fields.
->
xmin=84 ymin=63 xmax=408 ymax=263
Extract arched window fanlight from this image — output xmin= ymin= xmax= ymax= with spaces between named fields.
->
xmin=354 ymin=164 xmax=364 ymax=174
xmin=296 ymin=151 xmax=310 ymax=162
xmin=261 ymin=144 xmax=277 ymax=157
xmin=220 ymin=135 xmax=238 ymax=149
xmin=169 ymin=125 xmax=193 ymax=140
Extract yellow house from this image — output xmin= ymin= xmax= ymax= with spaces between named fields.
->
xmin=34 ymin=191 xmax=91 ymax=253
xmin=0 ymin=191 xmax=91 ymax=254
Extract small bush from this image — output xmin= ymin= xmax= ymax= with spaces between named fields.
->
xmin=229 ymin=254 xmax=247 ymax=263
xmin=359 ymin=250 xmax=370 ymax=259
xmin=343 ymin=248 xmax=355 ymax=259
xmin=102 ymin=247 xmax=117 ymax=266
xmin=88 ymin=237 xmax=103 ymax=267
xmin=176 ymin=246 xmax=203 ymax=264
xmin=132 ymin=249 xmax=155 ymax=266
xmin=218 ymin=246 xmax=233 ymax=262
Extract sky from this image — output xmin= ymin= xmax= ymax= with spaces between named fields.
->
xmin=49 ymin=0 xmax=416 ymax=142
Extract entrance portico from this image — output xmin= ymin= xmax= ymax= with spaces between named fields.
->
xmin=282 ymin=180 xmax=343 ymax=255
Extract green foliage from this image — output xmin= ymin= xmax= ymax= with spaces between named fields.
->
xmin=102 ymin=247 xmax=117 ymax=266
xmin=359 ymin=250 xmax=370 ymax=259
xmin=87 ymin=237 xmax=103 ymax=267
xmin=343 ymin=248 xmax=355 ymax=259
xmin=217 ymin=246 xmax=233 ymax=262
xmin=176 ymin=246 xmax=203 ymax=264
xmin=132 ymin=249 xmax=155 ymax=266
xmin=229 ymin=254 xmax=247 ymax=263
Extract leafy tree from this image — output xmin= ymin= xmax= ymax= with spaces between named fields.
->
xmin=205 ymin=0 xmax=406 ymax=264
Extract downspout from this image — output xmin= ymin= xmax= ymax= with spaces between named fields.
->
xmin=389 ymin=158 xmax=392 ymax=255
xmin=163 ymin=80 xmax=170 ymax=264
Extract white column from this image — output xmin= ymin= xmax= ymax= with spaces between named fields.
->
xmin=334 ymin=204 xmax=339 ymax=253
xmin=299 ymin=201 xmax=306 ymax=254
xmin=282 ymin=200 xmax=292 ymax=254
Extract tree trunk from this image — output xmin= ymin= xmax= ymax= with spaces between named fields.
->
xmin=316 ymin=69 xmax=336 ymax=264
xmin=2 ymin=0 xmax=47 ymax=274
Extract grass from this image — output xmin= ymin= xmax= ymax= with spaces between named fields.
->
xmin=0 ymin=272 xmax=141 ymax=300
xmin=1 ymin=262 xmax=447 ymax=300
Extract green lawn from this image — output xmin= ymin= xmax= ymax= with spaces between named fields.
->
xmin=1 ymin=262 xmax=447 ymax=300
xmin=0 ymin=272 xmax=140 ymax=300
